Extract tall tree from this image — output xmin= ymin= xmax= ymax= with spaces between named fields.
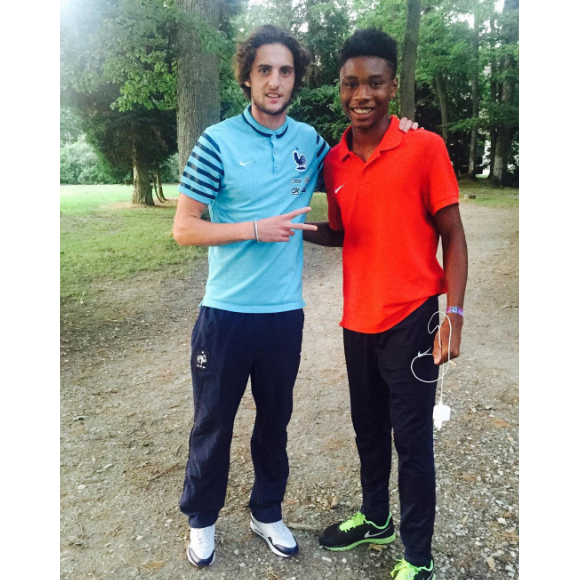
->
xmin=176 ymin=0 xmax=221 ymax=174
xmin=303 ymin=0 xmax=350 ymax=86
xmin=400 ymin=0 xmax=422 ymax=120
xmin=433 ymin=71 xmax=450 ymax=143
xmin=61 ymin=0 xmax=178 ymax=205
xmin=492 ymin=0 xmax=518 ymax=185
xmin=468 ymin=0 xmax=481 ymax=179
xmin=487 ymin=10 xmax=499 ymax=178
xmin=235 ymin=0 xmax=304 ymax=36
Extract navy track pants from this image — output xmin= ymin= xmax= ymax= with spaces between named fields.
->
xmin=180 ymin=306 xmax=304 ymax=528
xmin=343 ymin=296 xmax=439 ymax=567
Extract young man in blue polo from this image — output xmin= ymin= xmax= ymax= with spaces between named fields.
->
xmin=173 ymin=25 xmax=327 ymax=567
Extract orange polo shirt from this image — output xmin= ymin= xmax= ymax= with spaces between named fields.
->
xmin=324 ymin=117 xmax=459 ymax=334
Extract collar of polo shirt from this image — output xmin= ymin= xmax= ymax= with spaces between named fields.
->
xmin=338 ymin=115 xmax=403 ymax=162
xmin=242 ymin=105 xmax=290 ymax=139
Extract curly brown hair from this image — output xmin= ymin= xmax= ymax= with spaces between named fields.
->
xmin=234 ymin=25 xmax=311 ymax=100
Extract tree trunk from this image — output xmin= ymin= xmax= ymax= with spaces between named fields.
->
xmin=492 ymin=0 xmax=518 ymax=186
xmin=132 ymin=147 xmax=154 ymax=206
xmin=434 ymin=72 xmax=449 ymax=144
xmin=176 ymin=0 xmax=221 ymax=175
xmin=156 ymin=168 xmax=166 ymax=202
xmin=400 ymin=0 xmax=422 ymax=120
xmin=152 ymin=175 xmax=158 ymax=197
xmin=487 ymin=12 xmax=498 ymax=179
xmin=468 ymin=4 xmax=481 ymax=180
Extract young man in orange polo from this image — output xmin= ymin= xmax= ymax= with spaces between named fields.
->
xmin=304 ymin=29 xmax=468 ymax=580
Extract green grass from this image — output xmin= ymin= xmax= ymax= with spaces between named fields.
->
xmin=60 ymin=184 xmax=204 ymax=301
xmin=60 ymin=186 xmax=329 ymax=302
xmin=60 ymin=178 xmax=514 ymax=303
xmin=458 ymin=176 xmax=519 ymax=208
xmin=307 ymin=191 xmax=329 ymax=221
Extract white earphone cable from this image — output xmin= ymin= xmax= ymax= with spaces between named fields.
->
xmin=410 ymin=311 xmax=453 ymax=407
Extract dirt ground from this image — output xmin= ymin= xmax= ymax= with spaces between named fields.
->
xmin=60 ymin=202 xmax=519 ymax=580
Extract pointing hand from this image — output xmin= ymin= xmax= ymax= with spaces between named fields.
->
xmin=256 ymin=207 xmax=318 ymax=243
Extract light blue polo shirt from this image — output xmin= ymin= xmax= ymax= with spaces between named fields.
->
xmin=178 ymin=106 xmax=330 ymax=313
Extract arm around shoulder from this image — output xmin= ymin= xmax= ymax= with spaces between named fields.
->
xmin=303 ymin=222 xmax=344 ymax=247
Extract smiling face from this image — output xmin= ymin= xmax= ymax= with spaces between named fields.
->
xmin=339 ymin=56 xmax=398 ymax=133
xmin=245 ymin=43 xmax=296 ymax=129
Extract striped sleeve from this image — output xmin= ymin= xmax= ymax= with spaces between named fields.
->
xmin=178 ymin=131 xmax=224 ymax=204
xmin=315 ymin=133 xmax=331 ymax=173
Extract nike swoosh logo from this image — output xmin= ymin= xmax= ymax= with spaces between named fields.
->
xmin=335 ymin=183 xmax=345 ymax=194
xmin=364 ymin=529 xmax=386 ymax=538
xmin=240 ymin=159 xmax=254 ymax=166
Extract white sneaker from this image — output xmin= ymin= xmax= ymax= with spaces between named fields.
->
xmin=250 ymin=514 xmax=299 ymax=557
xmin=186 ymin=525 xmax=215 ymax=567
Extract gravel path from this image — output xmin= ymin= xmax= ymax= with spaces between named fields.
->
xmin=60 ymin=202 xmax=519 ymax=579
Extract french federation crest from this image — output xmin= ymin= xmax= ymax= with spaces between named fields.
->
xmin=293 ymin=150 xmax=307 ymax=172
xmin=196 ymin=350 xmax=208 ymax=370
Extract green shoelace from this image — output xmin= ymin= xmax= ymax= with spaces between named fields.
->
xmin=338 ymin=512 xmax=368 ymax=532
xmin=391 ymin=559 xmax=433 ymax=579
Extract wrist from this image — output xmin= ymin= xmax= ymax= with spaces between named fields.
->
xmin=244 ymin=221 xmax=256 ymax=242
xmin=446 ymin=306 xmax=464 ymax=316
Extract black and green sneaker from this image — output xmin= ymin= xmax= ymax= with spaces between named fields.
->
xmin=319 ymin=511 xmax=396 ymax=551
xmin=391 ymin=559 xmax=436 ymax=580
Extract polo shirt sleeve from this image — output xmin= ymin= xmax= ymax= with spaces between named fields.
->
xmin=323 ymin=159 xmax=344 ymax=231
xmin=178 ymin=131 xmax=224 ymax=205
xmin=422 ymin=135 xmax=460 ymax=216
xmin=315 ymin=134 xmax=330 ymax=171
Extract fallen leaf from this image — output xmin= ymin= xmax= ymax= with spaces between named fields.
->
xmin=493 ymin=418 xmax=511 ymax=428
xmin=486 ymin=556 xmax=496 ymax=571
xmin=142 ymin=561 xmax=164 ymax=570
xmin=501 ymin=529 xmax=519 ymax=544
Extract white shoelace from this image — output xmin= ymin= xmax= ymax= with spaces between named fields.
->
xmin=191 ymin=526 xmax=214 ymax=549
xmin=269 ymin=520 xmax=293 ymax=543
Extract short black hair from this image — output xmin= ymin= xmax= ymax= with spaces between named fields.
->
xmin=234 ymin=25 xmax=312 ymax=100
xmin=339 ymin=28 xmax=398 ymax=76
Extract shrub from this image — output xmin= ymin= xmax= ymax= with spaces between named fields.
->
xmin=60 ymin=136 xmax=127 ymax=184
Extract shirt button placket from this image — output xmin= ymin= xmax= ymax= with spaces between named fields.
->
xmin=272 ymin=135 xmax=278 ymax=172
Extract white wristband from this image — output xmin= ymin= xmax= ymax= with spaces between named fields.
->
xmin=254 ymin=220 xmax=260 ymax=243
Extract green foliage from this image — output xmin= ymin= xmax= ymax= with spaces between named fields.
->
xmin=60 ymin=108 xmax=84 ymax=146
xmin=303 ymin=0 xmax=351 ymax=86
xmin=61 ymin=0 xmax=179 ymax=195
xmin=346 ymin=0 xmax=518 ymax=182
xmin=60 ymin=0 xmax=518 ymax=187
xmin=159 ymin=153 xmax=181 ymax=183
xmin=290 ymin=84 xmax=348 ymax=145
xmin=234 ymin=0 xmax=306 ymax=37
xmin=61 ymin=0 xmax=178 ymax=112
xmin=82 ymin=106 xmax=177 ymax=175
xmin=352 ymin=0 xmax=407 ymax=41
xmin=60 ymin=137 xmax=127 ymax=185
